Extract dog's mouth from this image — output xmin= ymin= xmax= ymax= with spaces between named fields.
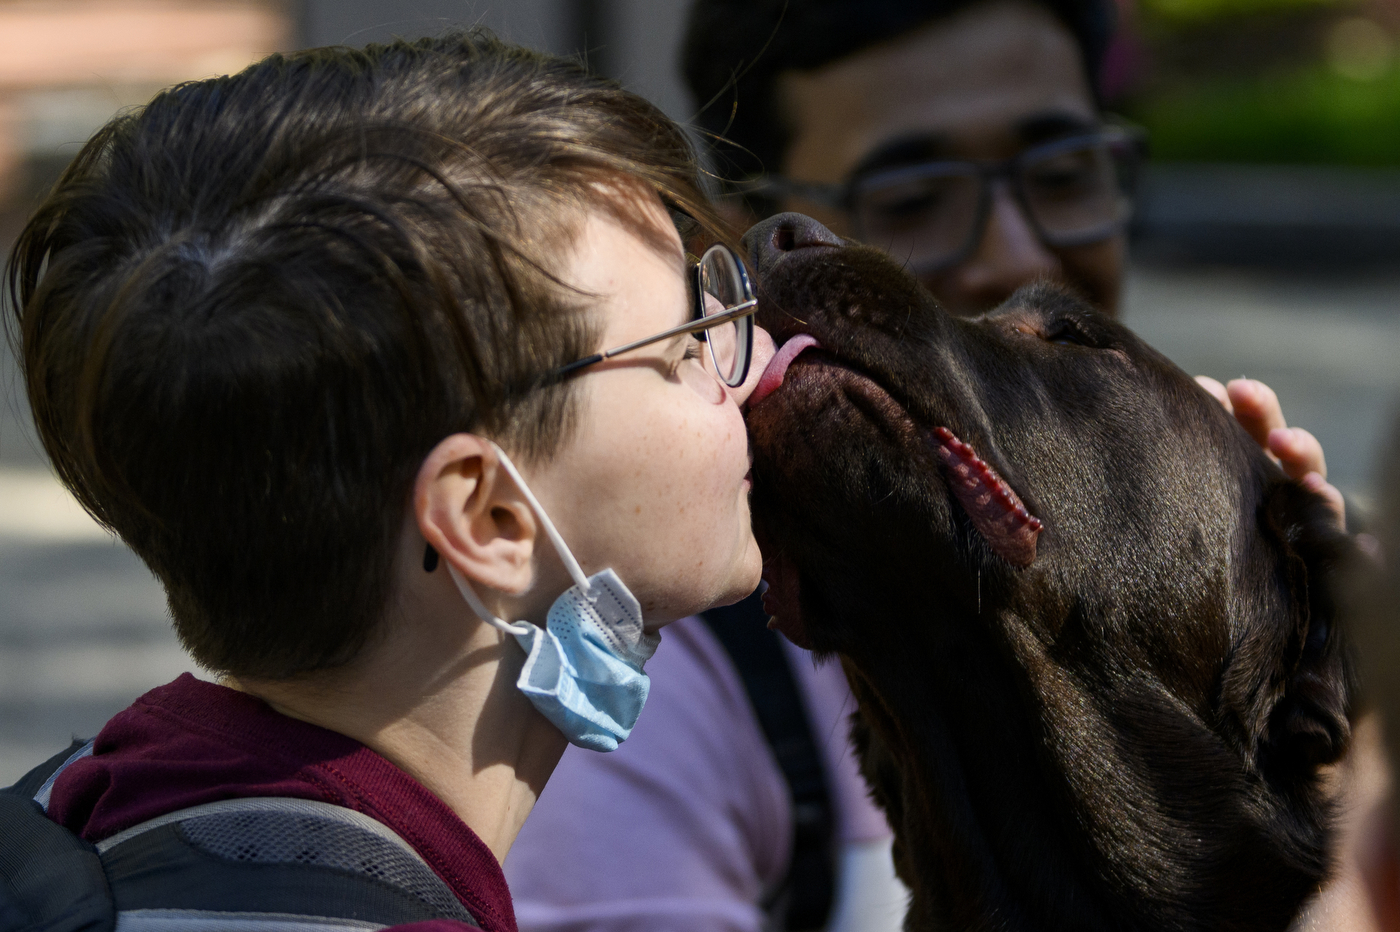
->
xmin=751 ymin=333 xmax=1044 ymax=648
xmin=749 ymin=332 xmax=820 ymax=408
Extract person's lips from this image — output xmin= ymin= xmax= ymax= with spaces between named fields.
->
xmin=747 ymin=334 xmax=820 ymax=408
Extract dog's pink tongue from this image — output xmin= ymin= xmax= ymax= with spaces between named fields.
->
xmin=933 ymin=427 xmax=1042 ymax=568
xmin=749 ymin=334 xmax=820 ymax=408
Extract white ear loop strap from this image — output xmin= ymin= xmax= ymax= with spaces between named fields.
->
xmin=444 ymin=441 xmax=593 ymax=638
xmin=488 ymin=442 xmax=591 ymax=592
xmin=447 ymin=564 xmax=532 ymax=637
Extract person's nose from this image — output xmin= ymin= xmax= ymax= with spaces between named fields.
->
xmin=931 ymin=182 xmax=1060 ymax=314
xmin=741 ymin=212 xmax=844 ymax=281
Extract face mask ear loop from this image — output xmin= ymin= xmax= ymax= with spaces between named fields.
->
xmin=446 ymin=563 xmax=533 ymax=638
xmin=488 ymin=442 xmax=594 ymax=597
xmin=440 ymin=440 xmax=595 ymax=637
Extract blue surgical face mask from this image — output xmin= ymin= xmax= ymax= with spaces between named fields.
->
xmin=445 ymin=444 xmax=660 ymax=752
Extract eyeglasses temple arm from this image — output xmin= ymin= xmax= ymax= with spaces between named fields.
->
xmin=551 ymin=354 xmax=604 ymax=378
xmin=547 ymin=297 xmax=758 ymax=382
xmin=594 ymin=299 xmax=758 ymax=360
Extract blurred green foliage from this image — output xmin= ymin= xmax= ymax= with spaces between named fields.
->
xmin=1124 ymin=0 xmax=1400 ymax=166
xmin=1140 ymin=0 xmax=1340 ymax=26
xmin=1131 ymin=62 xmax=1400 ymax=164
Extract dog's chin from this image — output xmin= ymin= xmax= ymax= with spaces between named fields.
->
xmin=760 ymin=550 xmax=813 ymax=649
xmin=749 ymin=352 xmax=1042 ymax=656
xmin=748 ymin=354 xmax=921 ymax=473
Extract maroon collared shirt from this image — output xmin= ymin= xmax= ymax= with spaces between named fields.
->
xmin=47 ymin=673 xmax=514 ymax=932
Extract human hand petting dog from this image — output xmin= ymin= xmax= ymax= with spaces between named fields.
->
xmin=1196 ymin=375 xmax=1346 ymax=529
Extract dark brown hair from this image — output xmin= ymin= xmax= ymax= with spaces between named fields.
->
xmin=682 ymin=0 xmax=1116 ymax=183
xmin=7 ymin=31 xmax=724 ymax=679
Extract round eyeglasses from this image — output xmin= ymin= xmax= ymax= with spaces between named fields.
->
xmin=549 ymin=243 xmax=757 ymax=388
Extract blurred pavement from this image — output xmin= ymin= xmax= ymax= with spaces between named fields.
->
xmin=1 ymin=260 xmax=1398 ymax=786
xmin=1124 ymin=264 xmax=1400 ymax=506
xmin=0 ymin=474 xmax=198 ymax=786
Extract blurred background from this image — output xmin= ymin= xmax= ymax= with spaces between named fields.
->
xmin=1 ymin=0 xmax=1399 ymax=785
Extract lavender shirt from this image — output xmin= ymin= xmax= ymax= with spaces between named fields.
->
xmin=505 ymin=615 xmax=891 ymax=932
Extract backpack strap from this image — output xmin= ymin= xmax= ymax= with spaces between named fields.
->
xmin=2 ymin=747 xmax=479 ymax=932
xmin=1 ymin=740 xmax=114 ymax=932
xmin=109 ymin=914 xmax=383 ymax=931
xmin=701 ymin=591 xmax=836 ymax=932
xmin=98 ymin=798 xmax=479 ymax=930
xmin=9 ymin=738 xmax=95 ymax=810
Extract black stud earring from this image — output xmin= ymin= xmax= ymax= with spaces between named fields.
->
xmin=423 ymin=543 xmax=439 ymax=573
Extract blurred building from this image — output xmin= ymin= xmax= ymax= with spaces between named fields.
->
xmin=0 ymin=1 xmax=291 ymax=249
xmin=297 ymin=0 xmax=693 ymax=119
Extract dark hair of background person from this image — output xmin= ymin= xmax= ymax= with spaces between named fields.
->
xmin=682 ymin=0 xmax=1118 ymax=183
xmin=6 ymin=31 xmax=725 ymax=681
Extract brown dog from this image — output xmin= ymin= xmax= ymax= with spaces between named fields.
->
xmin=742 ymin=213 xmax=1355 ymax=932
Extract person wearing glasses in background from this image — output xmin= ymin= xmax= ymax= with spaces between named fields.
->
xmin=507 ymin=1 xmax=1344 ymax=931
xmin=2 ymin=33 xmax=777 ymax=931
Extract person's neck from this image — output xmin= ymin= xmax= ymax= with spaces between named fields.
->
xmin=229 ymin=593 xmax=566 ymax=865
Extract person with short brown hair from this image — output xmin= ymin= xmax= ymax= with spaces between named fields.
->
xmin=4 ymin=31 xmax=773 ymax=930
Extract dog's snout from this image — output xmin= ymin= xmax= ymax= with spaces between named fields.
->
xmin=742 ymin=213 xmax=844 ymax=280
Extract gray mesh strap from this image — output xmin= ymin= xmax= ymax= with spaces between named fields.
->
xmin=115 ymin=909 xmax=386 ymax=931
xmin=96 ymin=797 xmax=421 ymax=857
xmin=99 ymin=797 xmax=476 ymax=926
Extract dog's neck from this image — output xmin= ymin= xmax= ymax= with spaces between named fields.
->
xmin=841 ymin=601 xmax=1334 ymax=932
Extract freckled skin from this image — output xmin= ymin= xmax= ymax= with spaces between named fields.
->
xmin=776 ymin=0 xmax=1124 ymax=317
xmin=518 ymin=187 xmax=776 ymax=625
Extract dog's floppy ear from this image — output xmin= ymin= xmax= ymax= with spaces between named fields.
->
xmin=1260 ymin=479 xmax=1356 ymax=769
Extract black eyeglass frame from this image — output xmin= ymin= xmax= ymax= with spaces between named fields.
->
xmin=747 ymin=125 xmax=1146 ymax=275
xmin=548 ymin=243 xmax=758 ymax=388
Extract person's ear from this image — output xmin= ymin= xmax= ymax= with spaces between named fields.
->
xmin=414 ymin=434 xmax=538 ymax=598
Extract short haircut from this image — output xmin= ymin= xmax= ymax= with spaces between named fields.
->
xmin=8 ymin=32 xmax=722 ymax=680
xmin=682 ymin=0 xmax=1117 ymax=182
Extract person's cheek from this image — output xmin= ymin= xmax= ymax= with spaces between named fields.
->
xmin=720 ymin=405 xmax=750 ymax=484
xmin=679 ymin=359 xmax=727 ymax=403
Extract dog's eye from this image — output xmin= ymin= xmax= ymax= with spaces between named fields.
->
xmin=1045 ymin=321 xmax=1091 ymax=346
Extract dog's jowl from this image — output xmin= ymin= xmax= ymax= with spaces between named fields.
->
xmin=743 ymin=213 xmax=1355 ymax=932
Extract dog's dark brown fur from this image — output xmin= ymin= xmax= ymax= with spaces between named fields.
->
xmin=743 ymin=216 xmax=1355 ymax=932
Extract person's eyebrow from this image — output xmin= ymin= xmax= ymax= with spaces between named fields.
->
xmin=850 ymin=112 xmax=1102 ymax=178
xmin=1015 ymin=112 xmax=1099 ymax=146
xmin=850 ymin=134 xmax=953 ymax=177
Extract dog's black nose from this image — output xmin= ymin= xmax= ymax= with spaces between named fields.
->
xmin=742 ymin=212 xmax=844 ymax=280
